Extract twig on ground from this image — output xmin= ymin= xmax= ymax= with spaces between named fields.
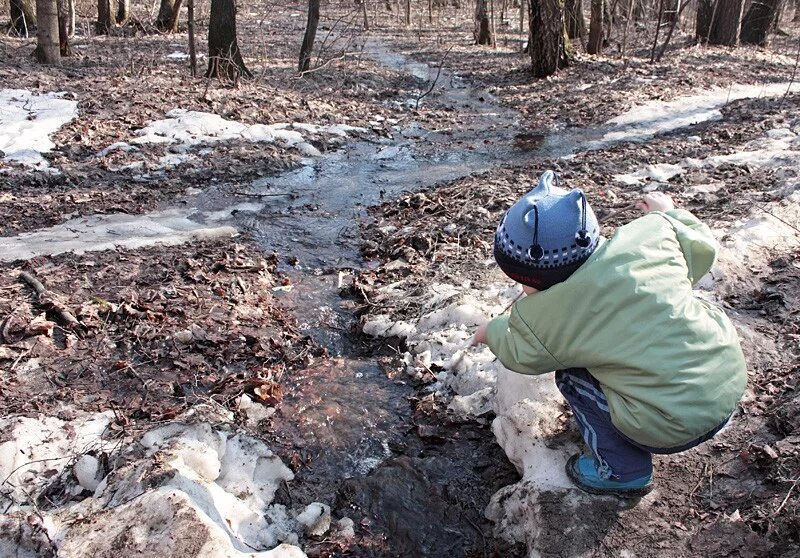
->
xmin=416 ymin=46 xmax=454 ymax=109
xmin=19 ymin=271 xmax=81 ymax=330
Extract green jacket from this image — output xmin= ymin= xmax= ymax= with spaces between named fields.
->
xmin=486 ymin=209 xmax=747 ymax=448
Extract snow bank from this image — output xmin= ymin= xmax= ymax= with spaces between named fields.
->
xmin=0 ymin=203 xmax=266 ymax=262
xmin=0 ymin=409 xmax=330 ymax=557
xmin=591 ymin=82 xmax=800 ymax=148
xmin=0 ymin=412 xmax=115 ymax=511
xmin=362 ymin=278 xmax=608 ymax=553
xmin=0 ymin=89 xmax=78 ymax=170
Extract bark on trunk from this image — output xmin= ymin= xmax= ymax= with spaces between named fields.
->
xmin=56 ymin=0 xmax=71 ymax=55
xmin=662 ymin=0 xmax=679 ymax=21
xmin=529 ymin=0 xmax=572 ymax=77
xmin=96 ymin=0 xmax=113 ymax=34
xmin=188 ymin=0 xmax=197 ymax=75
xmin=794 ymin=0 xmax=800 ymax=21
xmin=115 ymin=0 xmax=129 ymax=23
xmin=707 ymin=0 xmax=745 ymax=45
xmin=740 ymin=0 xmax=781 ymax=45
xmin=565 ymin=0 xmax=585 ymax=37
xmin=10 ymin=0 xmax=37 ymax=36
xmin=475 ymin=0 xmax=492 ymax=43
xmin=155 ymin=0 xmax=175 ymax=30
xmin=207 ymin=0 xmax=251 ymax=78
xmin=696 ymin=0 xmax=713 ymax=41
xmin=168 ymin=0 xmax=183 ymax=31
xmin=35 ymin=0 xmax=60 ymax=64
xmin=298 ymin=0 xmax=319 ymax=72
xmin=587 ymin=0 xmax=603 ymax=53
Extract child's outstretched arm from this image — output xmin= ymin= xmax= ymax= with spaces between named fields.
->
xmin=638 ymin=193 xmax=718 ymax=286
xmin=471 ymin=311 xmax=562 ymax=375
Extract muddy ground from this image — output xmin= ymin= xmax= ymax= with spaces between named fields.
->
xmin=1 ymin=0 xmax=800 ymax=556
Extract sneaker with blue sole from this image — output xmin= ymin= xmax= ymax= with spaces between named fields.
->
xmin=565 ymin=454 xmax=653 ymax=498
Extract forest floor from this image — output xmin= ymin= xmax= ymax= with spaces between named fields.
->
xmin=1 ymin=1 xmax=800 ymax=556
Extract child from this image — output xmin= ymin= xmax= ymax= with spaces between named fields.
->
xmin=472 ymin=170 xmax=747 ymax=497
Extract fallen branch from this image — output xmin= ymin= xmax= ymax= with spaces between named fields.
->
xmin=19 ymin=271 xmax=82 ymax=330
xmin=416 ymin=46 xmax=454 ymax=109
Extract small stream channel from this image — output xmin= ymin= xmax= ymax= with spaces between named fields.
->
xmin=235 ymin=40 xmax=534 ymax=556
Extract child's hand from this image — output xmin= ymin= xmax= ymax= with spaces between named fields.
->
xmin=471 ymin=323 xmax=488 ymax=346
xmin=637 ymin=192 xmax=675 ymax=213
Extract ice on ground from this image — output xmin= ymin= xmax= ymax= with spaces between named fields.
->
xmin=590 ymin=82 xmax=800 ymax=148
xmin=0 ymin=205 xmax=258 ymax=262
xmin=620 ymin=120 xmax=800 ymax=196
xmin=1 ymin=410 xmax=313 ymax=557
xmin=613 ymin=163 xmax=685 ymax=185
xmin=0 ymin=411 xmax=114 ymax=511
xmin=0 ymin=89 xmax=78 ymax=170
xmin=167 ymin=51 xmax=189 ymax=59
xmin=124 ymin=109 xmax=365 ymax=157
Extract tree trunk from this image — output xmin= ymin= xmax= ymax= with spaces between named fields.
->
xmin=707 ymin=0 xmax=744 ymax=45
xmin=167 ymin=0 xmax=183 ymax=31
xmin=10 ymin=0 xmax=37 ymax=36
xmin=35 ymin=0 xmax=60 ymax=64
xmin=115 ymin=0 xmax=129 ymax=23
xmin=298 ymin=0 xmax=319 ymax=72
xmin=794 ymin=0 xmax=799 ymax=21
xmin=96 ymin=0 xmax=113 ymax=34
xmin=529 ymin=0 xmax=571 ymax=77
xmin=66 ymin=0 xmax=74 ymax=35
xmin=696 ymin=0 xmax=713 ymax=40
xmin=155 ymin=0 xmax=175 ymax=29
xmin=405 ymin=0 xmax=410 ymax=23
xmin=363 ymin=0 xmax=370 ymax=28
xmin=565 ymin=0 xmax=585 ymax=37
xmin=587 ymin=0 xmax=603 ymax=52
xmin=475 ymin=0 xmax=492 ymax=43
xmin=740 ymin=0 xmax=781 ymax=45
xmin=662 ymin=0 xmax=680 ymax=22
xmin=56 ymin=0 xmax=71 ymax=55
xmin=206 ymin=0 xmax=251 ymax=79
xmin=188 ymin=0 xmax=197 ymax=75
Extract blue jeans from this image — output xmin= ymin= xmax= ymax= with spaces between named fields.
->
xmin=555 ymin=368 xmax=730 ymax=482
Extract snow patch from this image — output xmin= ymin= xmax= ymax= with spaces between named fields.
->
xmin=0 ymin=89 xmax=78 ymax=170
xmin=591 ymin=82 xmax=800 ymax=148
xmin=0 ymin=206 xmax=253 ymax=262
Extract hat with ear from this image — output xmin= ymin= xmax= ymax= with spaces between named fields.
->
xmin=494 ymin=170 xmax=600 ymax=290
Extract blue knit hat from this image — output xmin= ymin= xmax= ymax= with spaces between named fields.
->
xmin=494 ymin=171 xmax=600 ymax=290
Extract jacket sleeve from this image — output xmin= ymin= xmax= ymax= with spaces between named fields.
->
xmin=484 ymin=310 xmax=563 ymax=375
xmin=663 ymin=209 xmax=718 ymax=287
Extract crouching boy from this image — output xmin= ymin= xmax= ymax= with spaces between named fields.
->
xmin=472 ymin=170 xmax=747 ymax=497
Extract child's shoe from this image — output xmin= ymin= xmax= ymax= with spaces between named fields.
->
xmin=566 ymin=454 xmax=653 ymax=498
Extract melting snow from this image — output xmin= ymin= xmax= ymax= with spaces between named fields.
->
xmin=590 ymin=82 xmax=800 ymax=148
xmin=0 ymin=204 xmax=265 ymax=262
xmin=0 ymin=89 xmax=78 ymax=170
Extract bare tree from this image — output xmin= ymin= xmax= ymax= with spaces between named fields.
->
xmin=207 ymin=0 xmax=251 ymax=78
xmin=529 ymin=0 xmax=572 ymax=76
xmin=155 ymin=0 xmax=177 ymax=30
xmin=298 ymin=0 xmax=320 ymax=72
xmin=116 ymin=0 xmax=129 ymax=24
xmin=10 ymin=0 xmax=37 ymax=36
xmin=565 ymin=0 xmax=585 ymax=38
xmin=695 ymin=0 xmax=713 ymax=41
xmin=707 ymin=0 xmax=745 ymax=45
xmin=587 ymin=0 xmax=603 ymax=53
xmin=96 ymin=0 xmax=113 ymax=34
xmin=475 ymin=0 xmax=492 ymax=43
xmin=56 ymin=0 xmax=71 ymax=55
xmin=35 ymin=0 xmax=60 ymax=64
xmin=741 ymin=0 xmax=782 ymax=45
